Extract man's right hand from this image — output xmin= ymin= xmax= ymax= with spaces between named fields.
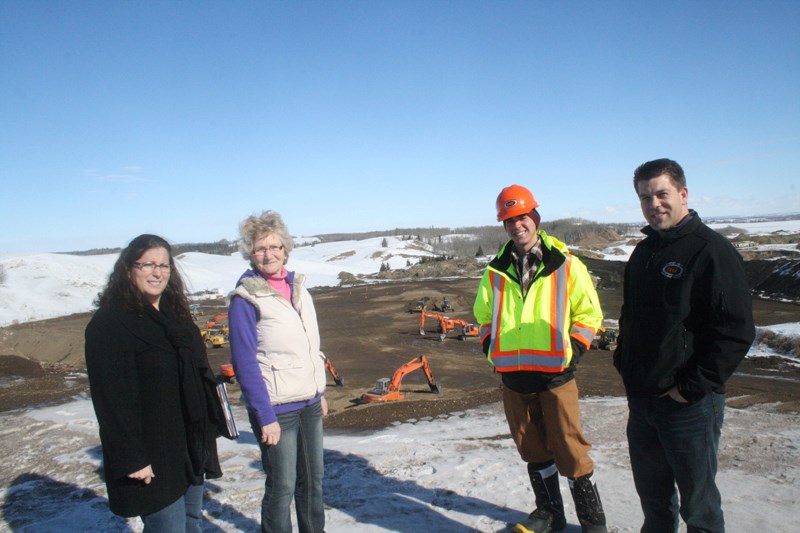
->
xmin=662 ymin=386 xmax=688 ymax=404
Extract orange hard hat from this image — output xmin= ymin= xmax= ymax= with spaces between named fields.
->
xmin=496 ymin=184 xmax=540 ymax=222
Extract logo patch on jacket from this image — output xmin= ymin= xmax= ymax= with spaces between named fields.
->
xmin=661 ymin=262 xmax=684 ymax=279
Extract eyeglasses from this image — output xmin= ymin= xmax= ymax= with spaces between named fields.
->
xmin=252 ymin=245 xmax=284 ymax=256
xmin=133 ymin=262 xmax=172 ymax=273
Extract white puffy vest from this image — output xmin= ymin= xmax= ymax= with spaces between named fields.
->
xmin=232 ymin=274 xmax=326 ymax=405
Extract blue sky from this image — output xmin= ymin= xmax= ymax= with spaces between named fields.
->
xmin=2 ymin=1 xmax=798 ymax=252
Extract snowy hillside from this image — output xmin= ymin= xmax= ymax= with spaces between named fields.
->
xmin=0 ymin=236 xmax=437 ymax=327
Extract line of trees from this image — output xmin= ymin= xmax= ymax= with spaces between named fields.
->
xmin=64 ymin=220 xmax=640 ymax=260
xmin=64 ymin=239 xmax=239 ymax=257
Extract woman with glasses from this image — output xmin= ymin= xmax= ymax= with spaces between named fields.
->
xmin=228 ymin=211 xmax=327 ymax=533
xmin=85 ymin=234 xmax=222 ymax=531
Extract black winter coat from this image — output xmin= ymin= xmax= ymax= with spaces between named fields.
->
xmin=613 ymin=212 xmax=755 ymax=402
xmin=85 ymin=303 xmax=222 ymax=518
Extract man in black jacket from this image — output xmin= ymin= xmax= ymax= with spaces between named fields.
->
xmin=614 ymin=158 xmax=754 ymax=533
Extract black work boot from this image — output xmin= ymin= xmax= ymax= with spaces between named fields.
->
xmin=569 ymin=473 xmax=607 ymax=533
xmin=513 ymin=463 xmax=567 ymax=533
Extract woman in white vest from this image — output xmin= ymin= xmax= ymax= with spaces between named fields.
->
xmin=228 ymin=210 xmax=327 ymax=533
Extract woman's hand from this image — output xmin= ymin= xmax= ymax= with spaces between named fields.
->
xmin=128 ymin=465 xmax=155 ymax=484
xmin=321 ymin=396 xmax=329 ymax=417
xmin=260 ymin=422 xmax=281 ymax=445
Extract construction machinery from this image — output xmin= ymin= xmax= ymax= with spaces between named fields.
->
xmin=592 ymin=326 xmax=618 ymax=351
xmin=432 ymin=297 xmax=454 ymax=313
xmin=360 ymin=355 xmax=440 ymax=403
xmin=418 ymin=311 xmax=480 ymax=341
xmin=218 ymin=356 xmax=344 ymax=387
xmin=201 ymin=328 xmax=228 ymax=349
xmin=206 ymin=313 xmax=229 ymax=329
xmin=324 ymin=357 xmax=344 ymax=387
xmin=219 ymin=363 xmax=236 ymax=382
xmin=408 ymin=297 xmax=430 ymax=313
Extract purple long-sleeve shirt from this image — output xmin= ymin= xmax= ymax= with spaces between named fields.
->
xmin=228 ymin=269 xmax=322 ymax=428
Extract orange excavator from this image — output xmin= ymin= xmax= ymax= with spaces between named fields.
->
xmin=360 ymin=355 xmax=440 ymax=403
xmin=206 ymin=313 xmax=229 ymax=329
xmin=219 ymin=355 xmax=344 ymax=387
xmin=418 ymin=311 xmax=479 ymax=341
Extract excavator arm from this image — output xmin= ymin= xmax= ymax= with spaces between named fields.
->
xmin=361 ymin=355 xmax=440 ymax=403
xmin=324 ymin=355 xmax=344 ymax=387
xmin=420 ymin=312 xmax=479 ymax=341
xmin=419 ymin=311 xmax=447 ymax=340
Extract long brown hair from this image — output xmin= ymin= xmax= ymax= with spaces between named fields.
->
xmin=95 ymin=234 xmax=191 ymax=319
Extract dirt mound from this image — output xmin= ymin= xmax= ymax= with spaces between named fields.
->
xmin=375 ymin=258 xmax=485 ymax=281
xmin=0 ymin=312 xmax=92 ymax=368
xmin=746 ymin=259 xmax=800 ymax=301
xmin=574 ymin=229 xmax=624 ymax=248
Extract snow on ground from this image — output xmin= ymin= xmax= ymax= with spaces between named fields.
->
xmin=2 ymin=395 xmax=798 ymax=532
xmin=706 ymin=217 xmax=800 ymax=235
xmin=758 ymin=322 xmax=800 ymax=337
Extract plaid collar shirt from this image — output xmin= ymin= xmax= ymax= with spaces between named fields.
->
xmin=510 ymin=237 xmax=543 ymax=299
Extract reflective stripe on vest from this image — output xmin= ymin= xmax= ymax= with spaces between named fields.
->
xmin=487 ymin=256 xmax=572 ymax=372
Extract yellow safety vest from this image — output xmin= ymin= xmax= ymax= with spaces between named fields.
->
xmin=473 ymin=232 xmax=602 ymax=373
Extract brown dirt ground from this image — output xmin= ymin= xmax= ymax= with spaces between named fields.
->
xmin=1 ymin=279 xmax=799 ymax=427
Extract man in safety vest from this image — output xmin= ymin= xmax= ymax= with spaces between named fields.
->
xmin=473 ymin=184 xmax=608 ymax=533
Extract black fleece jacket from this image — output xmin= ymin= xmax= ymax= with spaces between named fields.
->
xmin=613 ymin=211 xmax=755 ymax=401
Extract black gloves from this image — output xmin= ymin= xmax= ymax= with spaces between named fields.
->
xmin=570 ymin=337 xmax=586 ymax=366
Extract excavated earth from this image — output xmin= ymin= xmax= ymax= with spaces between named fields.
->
xmin=1 ymin=278 xmax=800 ymax=429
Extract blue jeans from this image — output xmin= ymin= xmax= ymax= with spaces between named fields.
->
xmin=141 ymin=483 xmax=204 ymax=532
xmin=251 ymin=401 xmax=325 ymax=533
xmin=627 ymin=393 xmax=725 ymax=533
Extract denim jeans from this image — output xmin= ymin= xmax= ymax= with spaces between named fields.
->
xmin=627 ymin=393 xmax=725 ymax=533
xmin=251 ymin=400 xmax=325 ymax=533
xmin=141 ymin=483 xmax=204 ymax=533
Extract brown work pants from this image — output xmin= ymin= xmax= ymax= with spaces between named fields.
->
xmin=502 ymin=379 xmax=594 ymax=478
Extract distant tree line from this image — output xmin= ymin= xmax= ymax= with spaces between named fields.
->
xmin=299 ymin=219 xmax=638 ymax=260
xmin=64 ymin=220 xmax=638 ymax=260
xmin=172 ymin=240 xmax=238 ymax=256
xmin=64 ymin=239 xmax=239 ymax=257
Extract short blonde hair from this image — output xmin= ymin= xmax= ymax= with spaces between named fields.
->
xmin=238 ymin=210 xmax=294 ymax=260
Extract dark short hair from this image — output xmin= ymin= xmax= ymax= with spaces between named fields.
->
xmin=633 ymin=158 xmax=686 ymax=191
xmin=95 ymin=234 xmax=191 ymax=318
